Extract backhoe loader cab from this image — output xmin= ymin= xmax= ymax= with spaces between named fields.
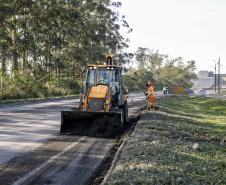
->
xmin=85 ymin=65 xmax=124 ymax=106
xmin=60 ymin=55 xmax=128 ymax=137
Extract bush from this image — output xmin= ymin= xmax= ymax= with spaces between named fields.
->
xmin=0 ymin=74 xmax=81 ymax=100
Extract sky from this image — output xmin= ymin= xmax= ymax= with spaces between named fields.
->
xmin=117 ymin=0 xmax=226 ymax=74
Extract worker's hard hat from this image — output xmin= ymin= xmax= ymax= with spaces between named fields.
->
xmin=148 ymin=81 xmax=152 ymax=85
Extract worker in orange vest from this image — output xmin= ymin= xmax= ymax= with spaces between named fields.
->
xmin=146 ymin=81 xmax=156 ymax=110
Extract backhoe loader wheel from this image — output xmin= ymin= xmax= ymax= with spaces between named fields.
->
xmin=120 ymin=100 xmax=128 ymax=127
xmin=121 ymin=110 xmax=124 ymax=128
xmin=123 ymin=100 xmax=129 ymax=123
xmin=79 ymin=93 xmax=84 ymax=110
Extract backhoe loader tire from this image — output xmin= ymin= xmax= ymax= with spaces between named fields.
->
xmin=79 ymin=93 xmax=84 ymax=110
xmin=121 ymin=100 xmax=128 ymax=126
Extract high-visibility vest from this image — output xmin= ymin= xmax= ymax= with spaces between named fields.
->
xmin=147 ymin=86 xmax=155 ymax=97
xmin=99 ymin=78 xmax=108 ymax=84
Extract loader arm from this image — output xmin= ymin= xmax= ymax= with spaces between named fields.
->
xmin=82 ymin=88 xmax=91 ymax=111
xmin=104 ymin=87 xmax=112 ymax=111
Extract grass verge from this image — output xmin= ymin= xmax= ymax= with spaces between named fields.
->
xmin=109 ymin=95 xmax=226 ymax=185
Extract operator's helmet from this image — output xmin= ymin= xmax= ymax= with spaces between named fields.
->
xmin=103 ymin=73 xmax=107 ymax=79
xmin=148 ymin=81 xmax=152 ymax=85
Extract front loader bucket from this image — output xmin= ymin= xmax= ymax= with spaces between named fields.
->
xmin=60 ymin=110 xmax=122 ymax=137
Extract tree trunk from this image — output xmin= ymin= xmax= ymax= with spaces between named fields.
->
xmin=21 ymin=8 xmax=26 ymax=75
xmin=12 ymin=16 xmax=18 ymax=75
xmin=1 ymin=45 xmax=6 ymax=98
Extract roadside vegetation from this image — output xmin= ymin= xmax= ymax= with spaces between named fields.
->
xmin=1 ymin=1 xmax=198 ymax=101
xmin=210 ymin=90 xmax=226 ymax=95
xmin=0 ymin=1 xmax=132 ymax=100
xmin=0 ymin=0 xmax=199 ymax=102
xmin=122 ymin=47 xmax=197 ymax=92
xmin=109 ymin=95 xmax=226 ymax=184
xmin=219 ymin=90 xmax=226 ymax=95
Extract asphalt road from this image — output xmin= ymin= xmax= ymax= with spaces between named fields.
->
xmin=1 ymin=90 xmax=219 ymax=184
xmin=0 ymin=98 xmax=78 ymax=165
xmin=0 ymin=90 xmax=221 ymax=165
xmin=0 ymin=94 xmax=149 ymax=165
xmin=0 ymin=93 xmax=147 ymax=185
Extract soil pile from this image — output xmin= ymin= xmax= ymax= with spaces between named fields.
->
xmin=63 ymin=115 xmax=122 ymax=138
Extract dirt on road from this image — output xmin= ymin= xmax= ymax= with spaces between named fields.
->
xmin=0 ymin=135 xmax=114 ymax=185
xmin=61 ymin=114 xmax=122 ymax=138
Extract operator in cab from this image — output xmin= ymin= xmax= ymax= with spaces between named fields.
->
xmin=98 ymin=73 xmax=109 ymax=85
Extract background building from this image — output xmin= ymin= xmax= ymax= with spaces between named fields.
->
xmin=191 ymin=70 xmax=226 ymax=89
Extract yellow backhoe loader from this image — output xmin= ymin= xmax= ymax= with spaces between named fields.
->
xmin=60 ymin=54 xmax=129 ymax=137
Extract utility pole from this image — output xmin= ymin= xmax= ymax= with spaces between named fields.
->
xmin=218 ymin=57 xmax=220 ymax=94
xmin=212 ymin=61 xmax=217 ymax=92
xmin=214 ymin=63 xmax=216 ymax=92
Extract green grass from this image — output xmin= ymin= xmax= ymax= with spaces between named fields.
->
xmin=109 ymin=95 xmax=226 ymax=185
xmin=211 ymin=90 xmax=226 ymax=95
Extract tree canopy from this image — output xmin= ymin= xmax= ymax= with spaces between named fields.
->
xmin=0 ymin=1 xmax=197 ymax=100
xmin=0 ymin=0 xmax=132 ymax=99
xmin=123 ymin=47 xmax=197 ymax=92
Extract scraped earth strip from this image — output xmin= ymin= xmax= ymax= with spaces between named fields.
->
xmin=0 ymin=100 xmax=146 ymax=185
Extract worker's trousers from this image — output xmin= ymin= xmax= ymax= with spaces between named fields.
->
xmin=147 ymin=97 xmax=155 ymax=108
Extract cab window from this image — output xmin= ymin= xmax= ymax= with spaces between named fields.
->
xmin=86 ymin=69 xmax=95 ymax=87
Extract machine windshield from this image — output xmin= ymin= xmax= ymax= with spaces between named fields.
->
xmin=97 ymin=68 xmax=115 ymax=88
xmin=86 ymin=68 xmax=115 ymax=91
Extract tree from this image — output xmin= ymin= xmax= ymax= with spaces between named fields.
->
xmin=0 ymin=0 xmax=132 ymax=100
xmin=123 ymin=47 xmax=197 ymax=91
